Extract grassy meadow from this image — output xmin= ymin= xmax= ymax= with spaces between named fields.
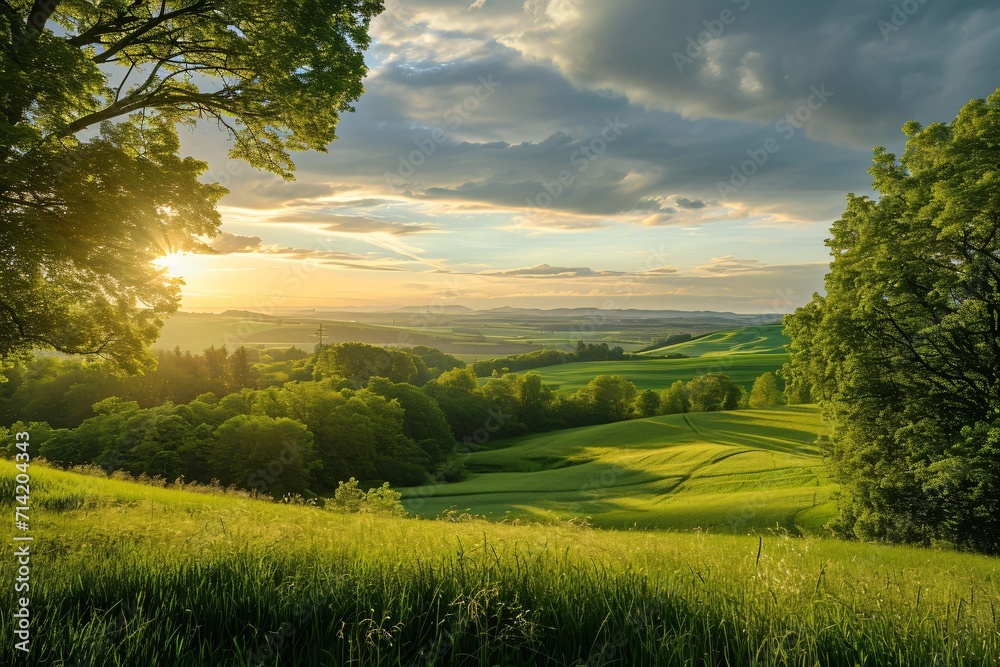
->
xmin=403 ymin=406 xmax=836 ymax=533
xmin=534 ymin=324 xmax=790 ymax=393
xmin=639 ymin=324 xmax=789 ymax=358
xmin=2 ymin=464 xmax=1000 ymax=666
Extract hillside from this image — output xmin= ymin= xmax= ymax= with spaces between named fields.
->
xmin=3 ymin=463 xmax=998 ymax=665
xmin=640 ymin=323 xmax=789 ymax=357
xmin=518 ymin=324 xmax=788 ymax=392
xmin=403 ymin=406 xmax=836 ymax=533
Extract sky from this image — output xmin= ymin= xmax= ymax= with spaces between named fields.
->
xmin=163 ymin=0 xmax=1000 ymax=314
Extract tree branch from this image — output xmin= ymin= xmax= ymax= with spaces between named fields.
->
xmin=93 ymin=0 xmax=211 ymax=64
xmin=11 ymin=0 xmax=61 ymax=53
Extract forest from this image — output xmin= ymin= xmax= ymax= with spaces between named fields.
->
xmin=0 ymin=342 xmax=782 ymax=496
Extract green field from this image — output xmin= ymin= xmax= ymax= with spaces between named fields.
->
xmin=403 ymin=406 xmax=836 ymax=533
xmin=155 ymin=312 xmax=643 ymax=356
xmin=155 ymin=312 xmax=547 ymax=355
xmin=534 ymin=353 xmax=789 ymax=392
xmin=3 ymin=463 xmax=999 ymax=665
xmin=154 ymin=311 xmax=772 ymax=357
xmin=640 ymin=324 xmax=789 ymax=357
xmin=530 ymin=324 xmax=789 ymax=392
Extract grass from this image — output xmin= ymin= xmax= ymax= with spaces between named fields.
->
xmin=530 ymin=325 xmax=790 ymax=393
xmin=533 ymin=353 xmax=790 ymax=392
xmin=403 ymin=406 xmax=837 ymax=533
xmin=3 ymin=463 xmax=1000 ymax=665
xmin=639 ymin=324 xmax=789 ymax=358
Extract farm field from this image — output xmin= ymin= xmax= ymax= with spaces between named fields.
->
xmin=403 ymin=406 xmax=836 ymax=533
xmin=534 ymin=352 xmax=789 ymax=392
xmin=640 ymin=323 xmax=789 ymax=357
xmin=2 ymin=463 xmax=998 ymax=666
xmin=154 ymin=310 xmax=772 ymax=356
xmin=154 ymin=312 xmax=548 ymax=356
xmin=525 ymin=324 xmax=790 ymax=392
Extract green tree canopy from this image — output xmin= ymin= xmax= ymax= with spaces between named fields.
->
xmin=784 ymin=89 xmax=1000 ymax=553
xmin=1 ymin=0 xmax=383 ymax=372
xmin=574 ymin=375 xmax=638 ymax=424
xmin=685 ymin=373 xmax=741 ymax=413
xmin=211 ymin=414 xmax=315 ymax=496
xmin=658 ymin=380 xmax=689 ymax=415
xmin=748 ymin=372 xmax=783 ymax=409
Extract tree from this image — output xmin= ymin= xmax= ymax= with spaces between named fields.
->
xmin=784 ymin=90 xmax=1000 ymax=553
xmin=574 ymin=375 xmax=638 ymax=424
xmin=0 ymin=1 xmax=384 ymax=372
xmin=211 ymin=414 xmax=315 ymax=496
xmin=748 ymin=372 xmax=783 ymax=409
xmin=633 ymin=389 xmax=660 ymax=419
xmin=686 ymin=373 xmax=741 ymax=413
xmin=314 ymin=343 xmax=420 ymax=385
xmin=422 ymin=367 xmax=493 ymax=439
xmin=367 ymin=377 xmax=456 ymax=464
xmin=658 ymin=380 xmax=689 ymax=415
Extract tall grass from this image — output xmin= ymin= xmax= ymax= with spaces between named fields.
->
xmin=2 ymin=464 xmax=999 ymax=666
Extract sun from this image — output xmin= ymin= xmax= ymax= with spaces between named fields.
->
xmin=154 ymin=252 xmax=195 ymax=277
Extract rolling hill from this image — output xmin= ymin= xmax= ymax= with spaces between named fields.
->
xmin=640 ymin=323 xmax=789 ymax=357
xmin=528 ymin=324 xmax=789 ymax=392
xmin=402 ymin=406 xmax=836 ymax=533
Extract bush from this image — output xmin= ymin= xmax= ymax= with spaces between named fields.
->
xmin=329 ymin=478 xmax=406 ymax=516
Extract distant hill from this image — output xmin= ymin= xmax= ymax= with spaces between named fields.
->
xmin=391 ymin=305 xmax=476 ymax=314
xmin=639 ymin=323 xmax=789 ymax=358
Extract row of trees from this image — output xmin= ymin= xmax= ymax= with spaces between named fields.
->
xmin=2 ymin=343 xmax=786 ymax=496
xmin=657 ymin=371 xmax=785 ymax=416
xmin=5 ymin=377 xmax=454 ymax=496
xmin=470 ymin=341 xmax=628 ymax=377
xmin=0 ymin=343 xmax=464 ymax=429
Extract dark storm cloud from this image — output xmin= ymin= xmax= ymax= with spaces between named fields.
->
xmin=191 ymin=0 xmax=1000 ymax=231
xmin=512 ymin=0 xmax=1000 ymax=146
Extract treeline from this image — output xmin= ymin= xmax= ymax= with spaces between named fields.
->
xmin=471 ymin=341 xmax=627 ymax=377
xmin=4 ymin=378 xmax=456 ymax=496
xmin=1 ymin=341 xmax=785 ymax=497
xmin=0 ymin=344 xmax=464 ymax=430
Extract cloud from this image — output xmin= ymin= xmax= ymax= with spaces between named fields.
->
xmin=209 ymin=232 xmax=265 ymax=254
xmin=483 ymin=264 xmax=625 ymax=278
xmin=201 ymin=229 xmax=412 ymax=272
xmin=173 ymin=0 xmax=1000 ymax=313
xmin=642 ymin=267 xmax=680 ymax=276
xmin=509 ymin=0 xmax=1000 ymax=146
xmin=675 ymin=197 xmax=708 ymax=210
xmin=268 ymin=212 xmax=435 ymax=235
xmin=697 ymin=256 xmax=767 ymax=275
